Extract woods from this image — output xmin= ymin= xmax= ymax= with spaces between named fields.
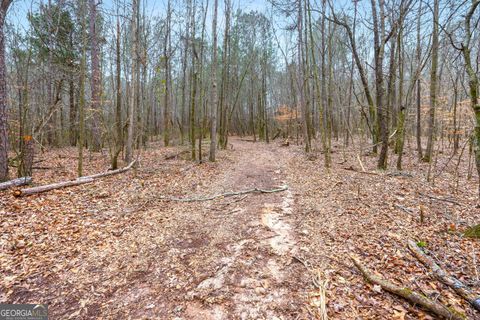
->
xmin=1 ymin=0 xmax=480 ymax=319
xmin=0 ymin=0 xmax=477 ymax=179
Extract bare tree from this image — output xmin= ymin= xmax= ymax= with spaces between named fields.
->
xmin=457 ymin=0 xmax=480 ymax=194
xmin=424 ymin=0 xmax=439 ymax=163
xmin=163 ymin=0 xmax=172 ymax=147
xmin=89 ymin=0 xmax=101 ymax=151
xmin=209 ymin=0 xmax=219 ymax=161
xmin=0 ymin=0 xmax=12 ymax=182
xmin=125 ymin=0 xmax=139 ymax=164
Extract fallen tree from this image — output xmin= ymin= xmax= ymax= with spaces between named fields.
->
xmin=159 ymin=185 xmax=288 ymax=202
xmin=13 ymin=160 xmax=136 ymax=197
xmin=0 ymin=177 xmax=32 ymax=191
xmin=408 ymin=240 xmax=480 ymax=312
xmin=351 ymin=255 xmax=466 ymax=320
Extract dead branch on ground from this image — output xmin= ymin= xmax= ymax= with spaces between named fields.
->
xmin=408 ymin=240 xmax=480 ymax=311
xmin=351 ymin=255 xmax=466 ymax=320
xmin=13 ymin=161 xmax=136 ymax=197
xmin=418 ymin=192 xmax=463 ymax=206
xmin=159 ymin=185 xmax=288 ymax=202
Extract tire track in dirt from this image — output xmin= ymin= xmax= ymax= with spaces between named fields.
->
xmin=183 ymin=140 xmax=306 ymax=319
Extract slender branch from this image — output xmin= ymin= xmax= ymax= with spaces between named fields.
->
xmin=159 ymin=185 xmax=289 ymax=202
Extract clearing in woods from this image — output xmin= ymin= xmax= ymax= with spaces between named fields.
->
xmin=1 ymin=137 xmax=480 ymax=319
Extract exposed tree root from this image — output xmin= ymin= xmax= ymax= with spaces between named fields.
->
xmin=408 ymin=240 xmax=480 ymax=312
xmin=159 ymin=185 xmax=288 ymax=202
xmin=351 ymin=255 xmax=466 ymax=320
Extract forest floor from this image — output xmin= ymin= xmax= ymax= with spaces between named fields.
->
xmin=1 ymin=136 xmax=480 ymax=319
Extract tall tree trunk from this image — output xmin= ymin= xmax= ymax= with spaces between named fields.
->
xmin=209 ymin=0 xmax=218 ymax=161
xmin=424 ymin=0 xmax=439 ymax=162
xmin=125 ymin=0 xmax=138 ymax=164
xmin=461 ymin=0 xmax=480 ymax=196
xmin=396 ymin=28 xmax=406 ymax=169
xmin=189 ymin=0 xmax=197 ymax=160
xmin=372 ymin=0 xmax=388 ymax=169
xmin=415 ymin=1 xmax=423 ymax=159
xmin=163 ymin=0 xmax=172 ymax=147
xmin=89 ymin=0 xmax=101 ymax=151
xmin=69 ymin=78 xmax=76 ymax=146
xmin=0 ymin=0 xmax=11 ymax=182
xmin=78 ymin=0 xmax=87 ymax=177
xmin=112 ymin=16 xmax=122 ymax=170
xmin=297 ymin=0 xmax=311 ymax=152
xmin=452 ymin=75 xmax=459 ymax=154
xmin=307 ymin=0 xmax=329 ymax=167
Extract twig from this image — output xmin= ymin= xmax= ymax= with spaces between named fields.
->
xmin=387 ymin=172 xmax=414 ymax=178
xmin=357 ymin=154 xmax=366 ymax=172
xmin=394 ymin=204 xmax=414 ymax=215
xmin=418 ymin=192 xmax=463 ymax=206
xmin=343 ymin=166 xmax=379 ymax=176
xmin=159 ymin=185 xmax=289 ymax=202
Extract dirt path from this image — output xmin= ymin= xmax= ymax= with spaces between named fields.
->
xmin=177 ymin=141 xmax=305 ymax=319
xmin=39 ymin=138 xmax=309 ymax=319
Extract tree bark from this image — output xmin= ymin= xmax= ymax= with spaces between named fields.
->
xmin=424 ymin=0 xmax=439 ymax=163
xmin=415 ymin=1 xmax=423 ymax=159
xmin=297 ymin=0 xmax=311 ymax=152
xmin=0 ymin=0 xmax=12 ymax=182
xmin=78 ymin=0 xmax=87 ymax=177
xmin=126 ymin=0 xmax=138 ymax=164
xmin=371 ymin=0 xmax=388 ymax=169
xmin=308 ymin=0 xmax=329 ymax=167
xmin=163 ymin=0 xmax=172 ymax=147
xmin=209 ymin=0 xmax=219 ymax=161
xmin=112 ymin=15 xmax=122 ymax=170
xmin=89 ymin=0 xmax=101 ymax=151
xmin=461 ymin=0 xmax=480 ymax=196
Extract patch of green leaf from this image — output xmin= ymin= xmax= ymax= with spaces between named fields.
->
xmin=416 ymin=241 xmax=427 ymax=248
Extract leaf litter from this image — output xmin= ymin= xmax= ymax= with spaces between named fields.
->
xmin=0 ymin=138 xmax=479 ymax=319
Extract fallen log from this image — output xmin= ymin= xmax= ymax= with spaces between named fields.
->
xmin=408 ymin=240 xmax=480 ymax=312
xmin=13 ymin=160 xmax=136 ymax=197
xmin=0 ymin=177 xmax=32 ymax=191
xmin=159 ymin=185 xmax=288 ymax=202
xmin=13 ymin=177 xmax=94 ymax=197
xmin=351 ymin=256 xmax=466 ymax=320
